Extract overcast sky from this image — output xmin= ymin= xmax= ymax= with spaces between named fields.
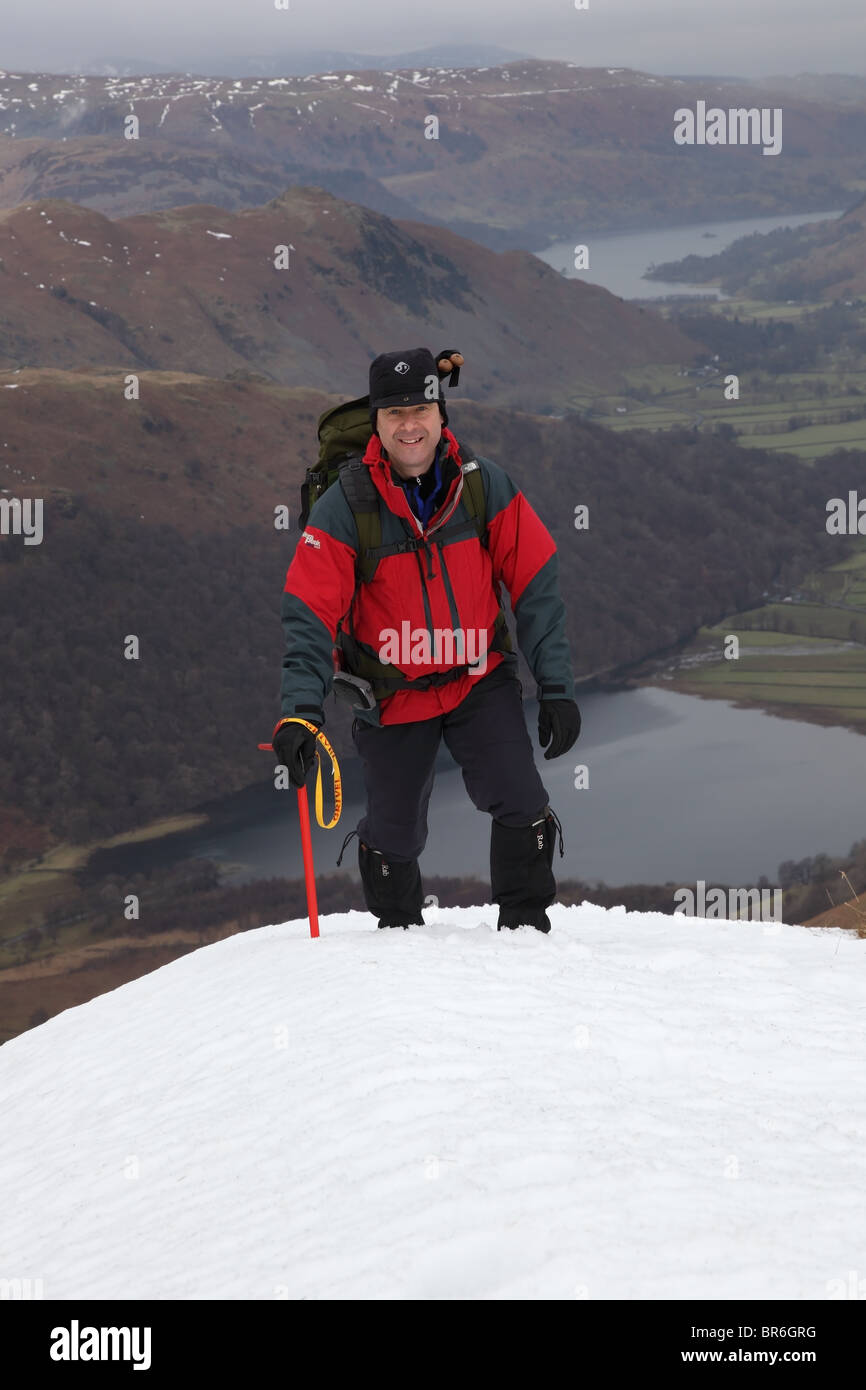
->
xmin=3 ymin=0 xmax=864 ymax=78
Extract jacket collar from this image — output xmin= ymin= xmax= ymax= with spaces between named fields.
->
xmin=363 ymin=425 xmax=461 ymax=472
xmin=363 ymin=428 xmax=464 ymax=533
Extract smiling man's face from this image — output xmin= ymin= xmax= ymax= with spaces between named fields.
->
xmin=376 ymin=402 xmax=442 ymax=478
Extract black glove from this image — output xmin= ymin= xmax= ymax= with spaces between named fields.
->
xmin=538 ymin=699 xmax=581 ymax=760
xmin=273 ymin=720 xmax=319 ymax=789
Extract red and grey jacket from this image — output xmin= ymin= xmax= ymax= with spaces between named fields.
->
xmin=280 ymin=427 xmax=575 ymax=726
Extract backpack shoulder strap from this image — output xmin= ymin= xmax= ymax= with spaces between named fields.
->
xmin=339 ymin=444 xmax=488 ymax=585
xmin=453 ymin=442 xmax=511 ymax=653
xmin=456 ymin=441 xmax=488 ymax=544
xmin=338 ymin=458 xmax=383 ymax=585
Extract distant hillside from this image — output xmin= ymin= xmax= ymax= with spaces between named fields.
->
xmin=762 ymin=200 xmax=866 ymax=300
xmin=646 ymin=200 xmax=866 ymax=300
xmin=0 ymin=136 xmax=436 ymax=226
xmin=0 ymin=62 xmax=860 ymax=246
xmin=0 ymin=188 xmax=697 ymax=408
xmin=749 ymin=74 xmax=866 ymax=106
xmin=1 ymin=368 xmax=863 ymax=847
xmin=75 ymin=44 xmax=529 ymax=79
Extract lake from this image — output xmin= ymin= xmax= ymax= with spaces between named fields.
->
xmin=195 ymin=688 xmax=866 ymax=891
xmin=534 ymin=209 xmax=846 ymax=300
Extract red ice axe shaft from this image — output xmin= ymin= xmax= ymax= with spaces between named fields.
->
xmin=258 ymin=723 xmax=341 ymax=939
xmin=258 ymin=741 xmax=320 ymax=940
xmin=295 ymin=783 xmax=320 ymax=939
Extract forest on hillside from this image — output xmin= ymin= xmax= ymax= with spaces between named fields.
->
xmin=1 ymin=412 xmax=863 ymax=848
xmin=670 ymin=303 xmax=866 ymax=374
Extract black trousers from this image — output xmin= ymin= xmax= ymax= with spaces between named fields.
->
xmin=353 ymin=661 xmax=549 ymax=862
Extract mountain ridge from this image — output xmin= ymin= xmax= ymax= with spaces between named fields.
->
xmin=0 ymin=185 xmax=697 ymax=405
xmin=0 ymin=61 xmax=860 ymax=245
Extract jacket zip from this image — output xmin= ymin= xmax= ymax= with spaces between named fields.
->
xmin=414 ymin=546 xmax=435 ymax=649
xmin=415 ymin=468 xmax=477 ymax=660
xmin=437 ymin=544 xmax=462 ymax=636
xmin=386 ymin=448 xmax=467 ymax=661
xmin=416 ymin=461 xmax=465 ymax=584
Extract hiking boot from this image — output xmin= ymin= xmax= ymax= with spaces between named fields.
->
xmin=491 ymin=807 xmax=563 ymax=934
xmin=359 ymin=842 xmax=425 ymax=928
xmin=497 ymin=908 xmax=551 ymax=934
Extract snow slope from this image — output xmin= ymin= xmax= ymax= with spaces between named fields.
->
xmin=1 ymin=904 xmax=864 ymax=1301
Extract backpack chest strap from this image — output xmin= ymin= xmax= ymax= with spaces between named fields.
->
xmin=339 ymin=449 xmax=484 ymax=584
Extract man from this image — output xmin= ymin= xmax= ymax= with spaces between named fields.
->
xmin=274 ymin=347 xmax=580 ymax=933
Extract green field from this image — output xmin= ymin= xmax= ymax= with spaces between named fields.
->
xmin=0 ymin=812 xmax=208 ymax=969
xmin=575 ymin=297 xmax=866 ymax=461
xmin=644 ymin=544 xmax=866 ymax=728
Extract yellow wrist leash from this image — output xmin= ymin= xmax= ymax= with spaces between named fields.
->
xmin=273 ymin=718 xmax=342 ymax=830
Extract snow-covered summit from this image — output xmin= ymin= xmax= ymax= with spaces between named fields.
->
xmin=2 ymin=903 xmax=863 ymax=1300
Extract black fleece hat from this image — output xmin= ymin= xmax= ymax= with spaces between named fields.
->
xmin=369 ymin=347 xmax=448 ymax=431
